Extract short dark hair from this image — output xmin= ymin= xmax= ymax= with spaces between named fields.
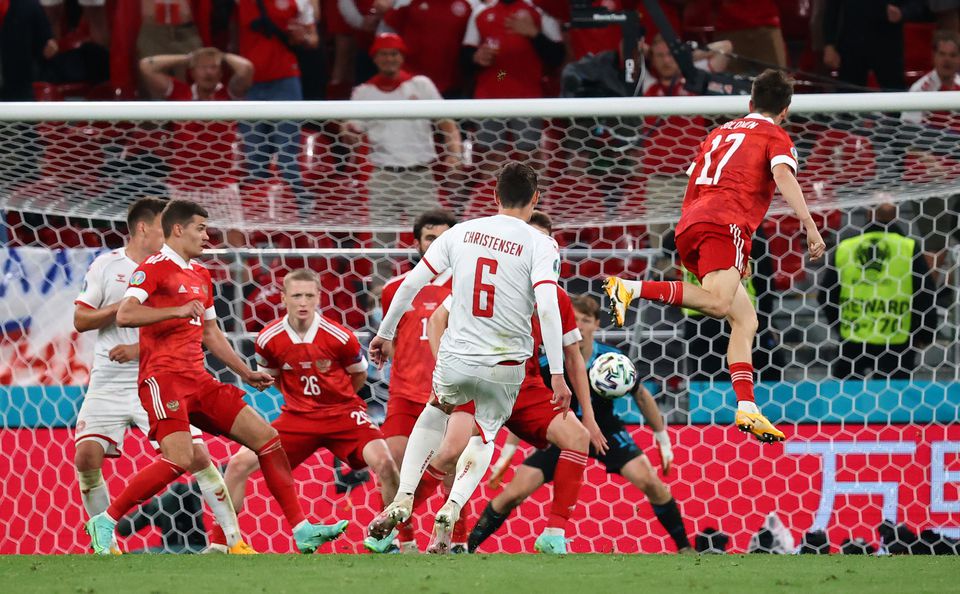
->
xmin=751 ymin=69 xmax=793 ymax=116
xmin=496 ymin=162 xmax=539 ymax=209
xmin=933 ymin=30 xmax=960 ymax=51
xmin=161 ymin=200 xmax=209 ymax=237
xmin=570 ymin=294 xmax=601 ymax=319
xmin=126 ymin=197 xmax=167 ymax=235
xmin=528 ymin=210 xmax=553 ymax=234
xmin=413 ymin=208 xmax=458 ymax=240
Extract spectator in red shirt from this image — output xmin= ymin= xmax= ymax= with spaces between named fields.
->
xmin=140 ymin=48 xmax=254 ymax=225
xmin=462 ymin=0 xmax=564 ymax=162
xmin=713 ymin=0 xmax=785 ymax=74
xmin=383 ymin=0 xmax=477 ymax=98
xmin=235 ymin=0 xmax=319 ymax=206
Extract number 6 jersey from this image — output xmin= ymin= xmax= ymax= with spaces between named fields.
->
xmin=255 ymin=313 xmax=368 ymax=417
xmin=676 ymin=112 xmax=799 ymax=238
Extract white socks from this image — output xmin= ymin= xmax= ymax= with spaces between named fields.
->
xmin=621 ymin=279 xmax=643 ymax=296
xmin=78 ymin=469 xmax=110 ymax=517
xmin=447 ymin=436 xmax=495 ymax=509
xmin=738 ymin=400 xmax=760 ymax=415
xmin=194 ymin=463 xmax=241 ymax=547
xmin=397 ymin=405 xmax=450 ymax=495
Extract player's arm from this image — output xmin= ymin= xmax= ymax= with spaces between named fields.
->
xmin=426 ymin=300 xmax=451 ymax=359
xmin=565 ymin=343 xmax=607 ymax=453
xmin=224 ymin=52 xmax=254 ymax=98
xmin=74 ymin=301 xmax=121 ymax=332
xmin=633 ymin=384 xmax=673 ymax=475
xmin=773 ymin=163 xmax=826 ymax=261
xmin=535 ymin=283 xmax=571 ymax=413
xmin=371 ymin=234 xmax=450 ymax=367
xmin=116 ymin=296 xmax=204 ymax=327
xmin=138 ymin=54 xmax=187 ymax=99
xmin=532 ymin=237 xmax=571 ymax=413
xmin=202 ymin=319 xmax=273 ymax=390
xmin=350 ymin=369 xmax=367 ymax=393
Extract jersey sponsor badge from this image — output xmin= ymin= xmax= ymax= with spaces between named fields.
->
xmin=115 ymin=274 xmax=126 ymax=283
xmin=178 ymin=284 xmax=188 ymax=294
xmin=790 ymin=147 xmax=799 ymax=162
xmin=166 ymin=400 xmax=180 ymax=412
xmin=315 ymin=359 xmax=332 ymax=372
xmin=282 ymin=363 xmax=294 ymax=370
xmin=130 ymin=271 xmax=146 ymax=286
xmin=192 ymin=286 xmax=201 ymax=294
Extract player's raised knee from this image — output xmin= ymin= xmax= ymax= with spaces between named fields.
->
xmin=227 ymin=448 xmax=260 ymax=477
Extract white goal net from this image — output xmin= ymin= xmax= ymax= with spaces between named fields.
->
xmin=1 ymin=93 xmax=959 ymax=555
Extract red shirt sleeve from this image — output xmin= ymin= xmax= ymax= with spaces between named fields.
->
xmin=337 ymin=321 xmax=366 ymax=373
xmin=766 ymin=127 xmax=798 ymax=173
xmin=254 ymin=329 xmax=279 ymax=375
xmin=125 ymin=260 xmax=161 ymax=303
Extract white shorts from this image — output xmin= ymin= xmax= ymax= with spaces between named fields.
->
xmin=75 ymin=391 xmax=202 ymax=458
xmin=432 ymin=354 xmax=524 ymax=443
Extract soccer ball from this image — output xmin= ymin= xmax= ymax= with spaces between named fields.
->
xmin=588 ymin=352 xmax=637 ymax=399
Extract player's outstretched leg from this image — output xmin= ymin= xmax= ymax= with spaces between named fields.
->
xmin=86 ymin=432 xmax=195 ymax=555
xmin=726 ymin=285 xmax=784 ymax=443
xmin=619 ymin=456 xmax=692 ymax=553
xmin=369 ymin=403 xmax=452 ymax=539
xmin=469 ymin=463 xmax=546 ymax=552
xmin=360 ymin=439 xmax=402 ymax=554
xmin=427 ymin=436 xmax=495 ymax=554
xmin=606 ymin=270 xmax=784 ymax=442
xmin=229 ymin=408 xmax=348 ymax=553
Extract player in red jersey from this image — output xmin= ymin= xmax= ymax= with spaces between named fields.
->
xmin=401 ymin=211 xmax=603 ymax=554
xmin=85 ymin=200 xmax=348 ymax=555
xmin=212 ymin=268 xmax=401 ymax=552
xmin=605 ymin=70 xmax=826 ymax=443
xmin=379 ymin=208 xmax=457 ymax=552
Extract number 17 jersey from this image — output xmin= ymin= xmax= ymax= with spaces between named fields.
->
xmin=677 ymin=113 xmax=798 ymax=238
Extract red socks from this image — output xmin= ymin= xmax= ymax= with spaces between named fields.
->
xmin=730 ymin=362 xmax=755 ymax=402
xmin=210 ymin=523 xmax=227 ymax=547
xmin=412 ymin=465 xmax=446 ymax=510
xmin=106 ymin=457 xmax=185 ymax=521
xmin=257 ymin=436 xmax=306 ymax=528
xmin=547 ymin=450 xmax=588 ymax=529
xmin=639 ymin=281 xmax=684 ymax=306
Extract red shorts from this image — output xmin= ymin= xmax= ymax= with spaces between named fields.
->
xmin=381 ymin=395 xmax=429 ymax=439
xmin=456 ymin=386 xmax=558 ymax=449
xmin=138 ymin=373 xmax=248 ymax=444
xmin=273 ymin=408 xmax=384 ymax=470
xmin=675 ymin=222 xmax=751 ymax=281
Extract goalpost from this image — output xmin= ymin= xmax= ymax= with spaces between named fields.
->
xmin=1 ymin=93 xmax=959 ymax=555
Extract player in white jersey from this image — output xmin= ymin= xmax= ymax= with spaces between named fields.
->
xmin=367 ymin=162 xmax=571 ymax=550
xmin=73 ymin=198 xmax=251 ymax=554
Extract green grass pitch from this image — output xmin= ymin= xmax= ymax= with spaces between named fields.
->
xmin=3 ymin=554 xmax=959 ymax=594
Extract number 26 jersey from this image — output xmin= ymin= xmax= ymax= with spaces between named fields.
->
xmin=255 ymin=314 xmax=368 ymax=417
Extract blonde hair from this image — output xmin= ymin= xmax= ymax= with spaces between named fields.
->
xmin=283 ymin=268 xmax=321 ymax=291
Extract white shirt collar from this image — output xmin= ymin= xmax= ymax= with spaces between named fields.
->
xmin=282 ymin=313 xmax=321 ymax=344
xmin=744 ymin=113 xmax=776 ymax=125
xmin=161 ymin=244 xmax=192 ymax=270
